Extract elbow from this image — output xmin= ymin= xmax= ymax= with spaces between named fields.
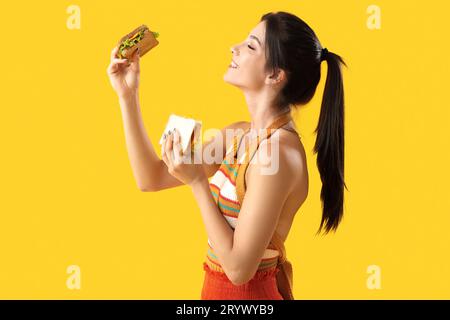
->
xmin=228 ymin=269 xmax=252 ymax=286
xmin=138 ymin=183 xmax=159 ymax=192
xmin=230 ymin=277 xmax=245 ymax=287
xmin=225 ymin=257 xmax=255 ymax=286
xmin=230 ymin=275 xmax=249 ymax=287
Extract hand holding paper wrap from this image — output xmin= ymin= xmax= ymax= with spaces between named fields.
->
xmin=159 ymin=114 xmax=202 ymax=156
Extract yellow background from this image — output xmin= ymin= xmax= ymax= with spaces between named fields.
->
xmin=1 ymin=0 xmax=449 ymax=299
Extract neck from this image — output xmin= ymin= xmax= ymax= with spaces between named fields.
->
xmin=243 ymin=88 xmax=291 ymax=132
xmin=248 ymin=105 xmax=290 ymax=131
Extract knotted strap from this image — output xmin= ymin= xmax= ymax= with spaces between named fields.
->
xmin=269 ymin=229 xmax=294 ymax=300
xmin=234 ymin=110 xmax=296 ymax=300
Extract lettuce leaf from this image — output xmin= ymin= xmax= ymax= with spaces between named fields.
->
xmin=118 ymin=29 xmax=159 ymax=58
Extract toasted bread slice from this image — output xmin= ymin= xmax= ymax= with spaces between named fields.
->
xmin=117 ymin=25 xmax=159 ymax=59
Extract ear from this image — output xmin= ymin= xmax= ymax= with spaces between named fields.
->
xmin=265 ymin=67 xmax=287 ymax=85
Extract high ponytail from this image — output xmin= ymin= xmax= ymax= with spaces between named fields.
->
xmin=260 ymin=11 xmax=349 ymax=235
xmin=313 ymin=50 xmax=348 ymax=235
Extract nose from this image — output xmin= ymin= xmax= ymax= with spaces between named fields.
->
xmin=230 ymin=45 xmax=239 ymax=55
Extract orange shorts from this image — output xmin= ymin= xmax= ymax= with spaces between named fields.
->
xmin=201 ymin=262 xmax=284 ymax=300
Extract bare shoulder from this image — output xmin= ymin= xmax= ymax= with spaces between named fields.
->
xmin=250 ymin=129 xmax=307 ymax=193
xmin=278 ymin=129 xmax=307 ymax=171
xmin=245 ymin=129 xmax=308 ymax=238
xmin=276 ymin=129 xmax=309 ymax=199
xmin=282 ymin=128 xmax=307 ymax=166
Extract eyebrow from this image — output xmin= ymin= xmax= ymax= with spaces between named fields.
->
xmin=249 ymin=35 xmax=262 ymax=47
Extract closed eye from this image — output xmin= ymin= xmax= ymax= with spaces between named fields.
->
xmin=248 ymin=44 xmax=255 ymax=50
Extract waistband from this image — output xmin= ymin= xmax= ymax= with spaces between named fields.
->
xmin=203 ymin=262 xmax=280 ymax=283
xmin=205 ymin=246 xmax=280 ymax=274
xmin=202 ymin=262 xmax=283 ymax=300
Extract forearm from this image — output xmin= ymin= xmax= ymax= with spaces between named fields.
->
xmin=118 ymin=91 xmax=161 ymax=190
xmin=190 ymin=178 xmax=237 ymax=275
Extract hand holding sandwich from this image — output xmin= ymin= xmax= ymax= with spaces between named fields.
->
xmin=107 ymin=25 xmax=159 ymax=98
xmin=161 ymin=129 xmax=206 ymax=187
xmin=107 ymin=46 xmax=140 ymax=98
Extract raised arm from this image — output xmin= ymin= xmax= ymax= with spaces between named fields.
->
xmin=107 ymin=45 xmax=249 ymax=192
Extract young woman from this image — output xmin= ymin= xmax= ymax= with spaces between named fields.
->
xmin=107 ymin=11 xmax=348 ymax=300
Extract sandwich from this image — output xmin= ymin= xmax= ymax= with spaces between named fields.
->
xmin=116 ymin=24 xmax=159 ymax=59
xmin=159 ymin=114 xmax=202 ymax=156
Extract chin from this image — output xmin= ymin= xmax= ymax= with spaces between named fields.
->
xmin=223 ymin=72 xmax=241 ymax=88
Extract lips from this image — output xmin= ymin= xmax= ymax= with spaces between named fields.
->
xmin=229 ymin=60 xmax=239 ymax=68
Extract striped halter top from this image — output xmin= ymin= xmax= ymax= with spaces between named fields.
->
xmin=205 ymin=110 xmax=300 ymax=274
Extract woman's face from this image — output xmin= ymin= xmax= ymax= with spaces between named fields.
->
xmin=223 ymin=21 xmax=270 ymax=91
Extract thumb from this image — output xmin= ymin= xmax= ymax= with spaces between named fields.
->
xmin=129 ymin=48 xmax=140 ymax=71
xmin=132 ymin=48 xmax=140 ymax=61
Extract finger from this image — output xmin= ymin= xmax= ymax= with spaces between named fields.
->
xmin=161 ymin=149 xmax=170 ymax=170
xmin=173 ymin=130 xmax=183 ymax=164
xmin=173 ymin=128 xmax=180 ymax=144
xmin=111 ymin=46 xmax=120 ymax=60
xmin=129 ymin=48 xmax=140 ymax=72
xmin=131 ymin=47 xmax=140 ymax=61
xmin=107 ymin=59 xmax=129 ymax=75
xmin=112 ymin=58 xmax=129 ymax=64
xmin=161 ymin=134 xmax=172 ymax=168
xmin=107 ymin=58 xmax=129 ymax=70
xmin=107 ymin=62 xmax=120 ymax=75
xmin=165 ymin=130 xmax=174 ymax=152
xmin=164 ymin=131 xmax=174 ymax=167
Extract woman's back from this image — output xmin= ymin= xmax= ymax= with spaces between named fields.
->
xmin=235 ymin=120 xmax=308 ymax=243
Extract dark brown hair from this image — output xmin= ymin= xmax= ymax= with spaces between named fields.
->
xmin=260 ymin=11 xmax=348 ymax=235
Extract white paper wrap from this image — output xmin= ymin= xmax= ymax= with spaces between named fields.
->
xmin=159 ymin=114 xmax=202 ymax=155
